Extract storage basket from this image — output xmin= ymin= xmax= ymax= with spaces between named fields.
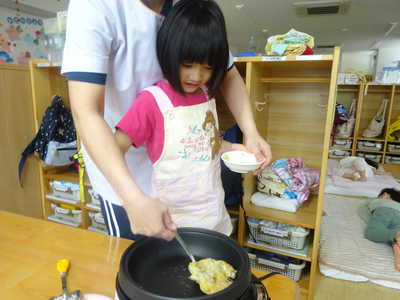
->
xmin=88 ymin=188 xmax=101 ymax=208
xmin=357 ymin=152 xmax=382 ymax=163
xmin=385 ymin=155 xmax=400 ymax=165
xmin=88 ymin=211 xmax=107 ymax=234
xmin=247 ymin=218 xmax=309 ymax=250
xmin=49 ymin=180 xmax=80 ymax=201
xmin=50 ymin=203 xmax=81 ymax=225
xmin=332 ymin=139 xmax=352 ymax=149
xmin=357 ymin=141 xmax=383 ymax=151
xmin=248 ymin=252 xmax=306 ymax=281
xmin=329 ymin=149 xmax=350 ymax=159
xmin=388 ymin=144 xmax=400 ymax=153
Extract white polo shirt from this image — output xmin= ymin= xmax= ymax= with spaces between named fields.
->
xmin=62 ymin=0 xmax=233 ymax=205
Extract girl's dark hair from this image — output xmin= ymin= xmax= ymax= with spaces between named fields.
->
xmin=364 ymin=158 xmax=379 ymax=169
xmin=156 ymin=0 xmax=229 ymax=96
xmin=379 ymin=188 xmax=400 ymax=203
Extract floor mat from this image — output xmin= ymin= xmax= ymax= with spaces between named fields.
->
xmin=319 ymin=194 xmax=400 ymax=289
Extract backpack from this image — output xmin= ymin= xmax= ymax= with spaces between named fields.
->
xmin=18 ymin=95 xmax=77 ymax=186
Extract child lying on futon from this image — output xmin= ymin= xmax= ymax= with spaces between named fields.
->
xmin=334 ymin=157 xmax=389 ymax=182
xmin=360 ymin=188 xmax=400 ymax=271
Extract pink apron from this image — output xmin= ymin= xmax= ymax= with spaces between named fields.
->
xmin=144 ymin=86 xmax=232 ymax=235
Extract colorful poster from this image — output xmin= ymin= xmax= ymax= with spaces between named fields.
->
xmin=0 ymin=8 xmax=47 ymax=64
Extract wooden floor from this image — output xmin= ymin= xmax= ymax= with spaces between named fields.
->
xmin=311 ymin=269 xmax=400 ymax=300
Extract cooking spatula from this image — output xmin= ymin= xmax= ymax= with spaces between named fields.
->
xmin=175 ymin=232 xmax=196 ymax=262
xmin=49 ymin=259 xmax=81 ymax=300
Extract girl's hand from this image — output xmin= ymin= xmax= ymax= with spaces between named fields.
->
xmin=220 ymin=140 xmax=271 ymax=175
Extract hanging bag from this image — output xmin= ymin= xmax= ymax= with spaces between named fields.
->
xmin=336 ymin=99 xmax=356 ymax=138
xmin=18 ymin=95 xmax=77 ymax=186
xmin=362 ymin=98 xmax=389 ymax=138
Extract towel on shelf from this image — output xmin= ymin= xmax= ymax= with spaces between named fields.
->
xmin=271 ymin=158 xmax=320 ymax=204
xmin=265 ymin=28 xmax=314 ymax=56
xmin=251 ymin=192 xmax=299 ymax=213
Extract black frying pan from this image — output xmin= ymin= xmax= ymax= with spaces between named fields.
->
xmin=117 ymin=228 xmax=252 ymax=300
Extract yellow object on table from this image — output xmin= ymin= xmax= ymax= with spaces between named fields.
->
xmin=56 ymin=259 xmax=70 ymax=273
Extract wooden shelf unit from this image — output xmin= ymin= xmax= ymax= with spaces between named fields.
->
xmin=234 ymin=47 xmax=341 ymax=300
xmin=29 ymin=60 xmax=103 ymax=232
xmin=333 ymin=83 xmax=400 ymax=178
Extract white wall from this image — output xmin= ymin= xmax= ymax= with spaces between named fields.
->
xmin=19 ymin=0 xmax=68 ymax=13
xmin=340 ymin=50 xmax=376 ymax=74
xmin=338 ymin=42 xmax=400 ymax=78
xmin=0 ymin=6 xmax=47 ymax=63
xmin=376 ymin=44 xmax=400 ymax=72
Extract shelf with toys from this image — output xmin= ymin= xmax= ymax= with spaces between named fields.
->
xmin=29 ymin=60 xmax=107 ymax=234
xmin=229 ymin=47 xmax=341 ymax=300
xmin=331 ymin=83 xmax=400 ymax=178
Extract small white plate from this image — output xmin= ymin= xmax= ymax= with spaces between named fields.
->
xmin=221 ymin=151 xmax=264 ymax=173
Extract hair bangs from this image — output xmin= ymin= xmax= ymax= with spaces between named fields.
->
xmin=178 ymin=19 xmax=226 ymax=70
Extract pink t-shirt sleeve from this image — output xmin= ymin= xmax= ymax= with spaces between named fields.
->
xmin=116 ymin=91 xmax=164 ymax=162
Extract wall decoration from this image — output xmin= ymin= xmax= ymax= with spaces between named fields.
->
xmin=6 ymin=25 xmax=22 ymax=41
xmin=0 ymin=33 xmax=13 ymax=52
xmin=0 ymin=7 xmax=47 ymax=64
xmin=0 ymin=51 xmax=14 ymax=63
xmin=16 ymin=51 xmax=31 ymax=64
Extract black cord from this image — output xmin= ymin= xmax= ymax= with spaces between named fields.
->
xmin=255 ymin=271 xmax=281 ymax=282
xmin=241 ymin=202 xmax=257 ymax=243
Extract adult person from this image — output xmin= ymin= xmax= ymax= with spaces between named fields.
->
xmin=62 ymin=0 xmax=271 ymax=241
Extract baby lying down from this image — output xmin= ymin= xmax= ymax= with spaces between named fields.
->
xmin=334 ymin=157 xmax=389 ymax=181
xmin=360 ymin=188 xmax=400 ymax=271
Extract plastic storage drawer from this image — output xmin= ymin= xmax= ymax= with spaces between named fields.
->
xmin=357 ymin=141 xmax=383 ymax=151
xmin=388 ymin=144 xmax=400 ymax=153
xmin=357 ymin=152 xmax=382 ymax=163
xmin=385 ymin=155 xmax=400 ymax=165
xmin=88 ymin=211 xmax=108 ymax=234
xmin=49 ymin=203 xmax=82 ymax=226
xmin=329 ymin=149 xmax=350 ymax=159
xmin=49 ymin=180 xmax=80 ymax=201
xmin=87 ymin=188 xmax=101 ymax=208
xmin=332 ymin=139 xmax=352 ymax=149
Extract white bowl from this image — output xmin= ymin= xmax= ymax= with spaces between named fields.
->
xmin=221 ymin=151 xmax=264 ymax=173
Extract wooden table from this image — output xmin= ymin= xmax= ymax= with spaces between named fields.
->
xmin=0 ymin=211 xmax=298 ymax=299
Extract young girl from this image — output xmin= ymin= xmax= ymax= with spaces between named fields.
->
xmin=114 ymin=0 xmax=245 ymax=236
xmin=363 ymin=188 xmax=400 ymax=271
